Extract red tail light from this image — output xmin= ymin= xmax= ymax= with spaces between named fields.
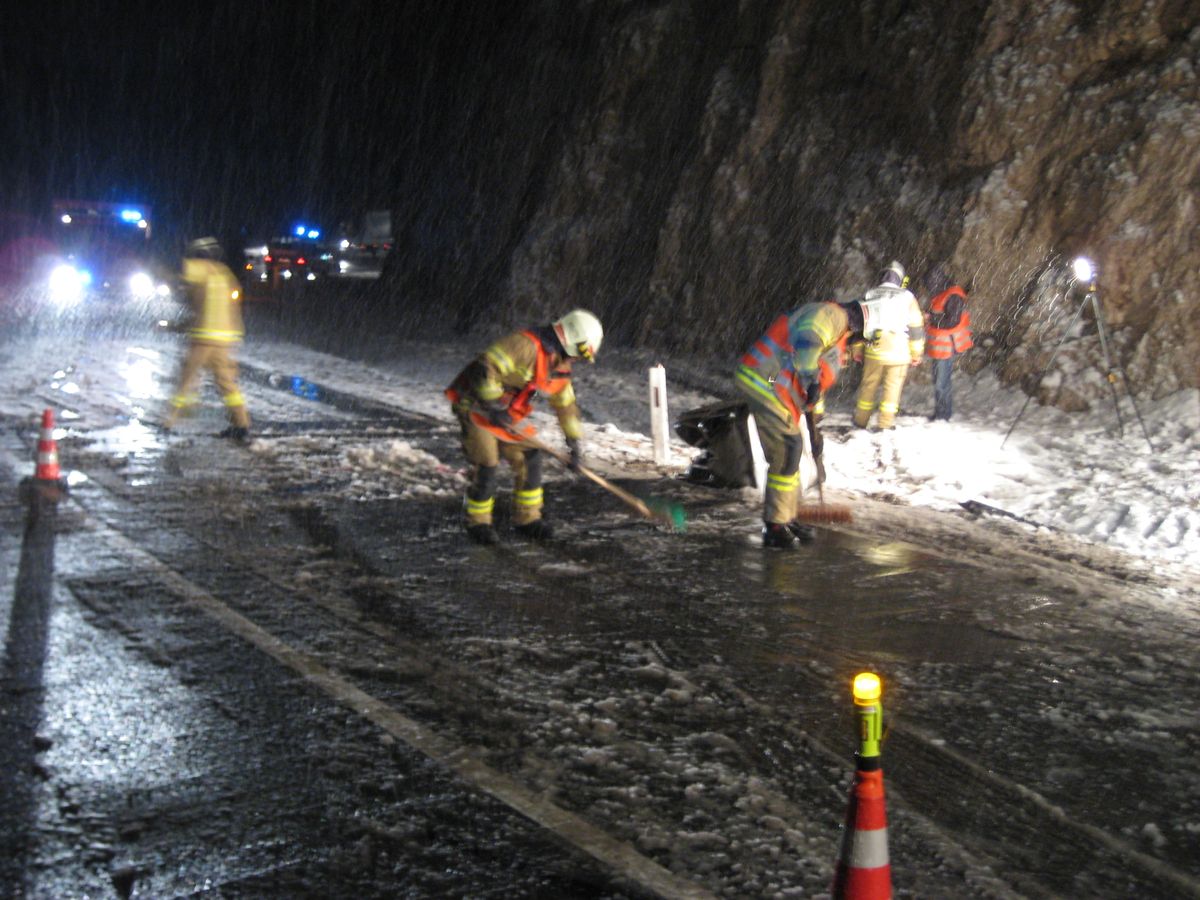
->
xmin=264 ymin=255 xmax=273 ymax=263
xmin=297 ymin=257 xmax=306 ymax=265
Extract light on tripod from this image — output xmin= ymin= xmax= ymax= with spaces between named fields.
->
xmin=1072 ymin=256 xmax=1095 ymax=285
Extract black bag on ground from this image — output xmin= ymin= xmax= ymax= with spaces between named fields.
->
xmin=674 ymin=400 xmax=757 ymax=488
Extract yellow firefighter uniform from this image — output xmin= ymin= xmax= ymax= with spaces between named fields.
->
xmin=734 ymin=301 xmax=855 ymax=528
xmin=852 ymin=285 xmax=925 ymax=430
xmin=164 ymin=256 xmax=250 ymax=432
xmin=445 ymin=327 xmax=583 ymax=532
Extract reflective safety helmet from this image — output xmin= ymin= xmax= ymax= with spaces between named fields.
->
xmin=553 ymin=309 xmax=604 ymax=362
xmin=185 ymin=236 xmax=222 ymax=260
xmin=878 ymin=259 xmax=906 ymax=287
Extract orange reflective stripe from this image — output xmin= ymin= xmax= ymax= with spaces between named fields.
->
xmin=468 ymin=410 xmax=537 ymax=443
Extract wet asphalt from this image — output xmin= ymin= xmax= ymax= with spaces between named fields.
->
xmin=1 ymin=299 xmax=1198 ymax=898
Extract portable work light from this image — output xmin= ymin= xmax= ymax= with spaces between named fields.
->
xmin=1072 ymin=256 xmax=1095 ymax=284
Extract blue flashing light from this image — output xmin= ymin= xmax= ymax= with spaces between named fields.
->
xmin=306 ymin=229 xmax=320 ymax=240
xmin=119 ymin=209 xmax=143 ymax=222
xmin=295 ymin=225 xmax=307 ymax=236
xmin=78 ymin=269 xmax=94 ymax=285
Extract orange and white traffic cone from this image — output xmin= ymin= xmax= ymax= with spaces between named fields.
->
xmin=34 ymin=408 xmax=62 ymax=482
xmin=832 ymin=763 xmax=891 ymax=899
xmin=832 ymin=672 xmax=892 ymax=899
xmin=21 ymin=408 xmax=67 ymax=504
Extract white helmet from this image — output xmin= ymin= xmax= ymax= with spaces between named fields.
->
xmin=878 ymin=260 xmax=906 ymax=287
xmin=553 ymin=309 xmax=603 ymax=362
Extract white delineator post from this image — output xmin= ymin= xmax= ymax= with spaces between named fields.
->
xmin=648 ymin=364 xmax=672 ymax=466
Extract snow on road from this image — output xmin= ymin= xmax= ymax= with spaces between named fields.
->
xmin=234 ymin=337 xmax=1199 ymax=583
xmin=4 ymin=326 xmax=1197 ymax=588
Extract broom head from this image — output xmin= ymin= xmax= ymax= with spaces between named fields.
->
xmin=646 ymin=497 xmax=688 ymax=533
xmin=793 ymin=503 xmax=853 ymax=524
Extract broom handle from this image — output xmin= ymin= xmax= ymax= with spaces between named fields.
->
xmin=520 ymin=434 xmax=656 ymax=520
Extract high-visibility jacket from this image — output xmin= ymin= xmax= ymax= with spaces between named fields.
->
xmin=857 ymin=284 xmax=924 ymax=365
xmin=445 ymin=328 xmax=581 ymax=443
xmin=182 ymin=258 xmax=244 ymax=345
xmin=925 ymin=286 xmax=973 ymax=359
xmin=735 ymin=301 xmax=849 ymax=425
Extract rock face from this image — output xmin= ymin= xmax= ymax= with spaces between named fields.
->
xmin=384 ymin=0 xmax=1199 ymax=405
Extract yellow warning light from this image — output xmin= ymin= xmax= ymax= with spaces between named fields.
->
xmin=853 ymin=672 xmax=882 ymax=703
xmin=231 ymin=290 xmax=240 ymax=300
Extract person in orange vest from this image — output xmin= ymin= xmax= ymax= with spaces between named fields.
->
xmin=734 ymin=300 xmax=863 ymax=548
xmin=162 ymin=237 xmax=251 ymax=442
xmin=445 ymin=309 xmax=603 ymax=545
xmin=925 ymin=278 xmax=973 ymax=421
xmin=851 ymin=260 xmax=925 ymax=430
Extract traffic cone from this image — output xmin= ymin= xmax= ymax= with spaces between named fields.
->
xmin=832 ymin=761 xmax=891 ymax=899
xmin=832 ymin=671 xmax=892 ymax=899
xmin=34 ymin=408 xmax=62 ymax=482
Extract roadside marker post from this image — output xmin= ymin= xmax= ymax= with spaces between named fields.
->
xmin=832 ymin=671 xmax=893 ymax=900
xmin=648 ymin=364 xmax=672 ymax=466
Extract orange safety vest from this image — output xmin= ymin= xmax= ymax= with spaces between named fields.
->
xmin=925 ymin=287 xmax=973 ymax=359
xmin=736 ymin=303 xmax=847 ymax=425
xmin=445 ymin=331 xmax=572 ymax=442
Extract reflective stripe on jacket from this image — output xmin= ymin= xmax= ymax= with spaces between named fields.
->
xmin=735 ymin=302 xmax=848 ymax=424
xmin=445 ymin=328 xmax=581 ymax=441
xmin=182 ymin=258 xmax=244 ymax=344
xmin=859 ymin=285 xmax=924 ymax=365
xmin=925 ymin=286 xmax=973 ymax=359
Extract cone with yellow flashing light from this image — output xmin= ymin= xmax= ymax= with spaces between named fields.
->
xmin=832 ymin=671 xmax=892 ymax=900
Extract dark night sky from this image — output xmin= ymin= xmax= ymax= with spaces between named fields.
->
xmin=1 ymin=2 xmax=487 ymax=245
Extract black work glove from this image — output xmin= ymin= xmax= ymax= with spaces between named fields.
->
xmin=483 ymin=403 xmax=513 ymax=430
xmin=803 ymin=380 xmax=821 ymax=409
xmin=566 ymin=437 xmax=584 ymax=472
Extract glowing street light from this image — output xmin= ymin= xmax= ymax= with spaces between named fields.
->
xmin=1072 ymin=256 xmax=1095 ymax=285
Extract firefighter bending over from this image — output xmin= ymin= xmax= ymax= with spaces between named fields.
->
xmin=163 ymin=237 xmax=251 ymax=442
xmin=446 ymin=309 xmax=603 ymax=545
xmin=734 ymin=299 xmax=864 ymax=548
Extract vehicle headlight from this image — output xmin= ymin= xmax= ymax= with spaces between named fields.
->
xmin=49 ymin=264 xmax=86 ymax=304
xmin=129 ymin=272 xmax=155 ymax=298
xmin=155 ymin=283 xmax=171 ymax=298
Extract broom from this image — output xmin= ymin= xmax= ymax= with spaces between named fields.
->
xmin=793 ymin=411 xmax=853 ymax=524
xmin=521 ymin=435 xmax=687 ymax=532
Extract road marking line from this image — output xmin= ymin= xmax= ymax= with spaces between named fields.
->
xmin=86 ymin=518 xmax=716 ymax=900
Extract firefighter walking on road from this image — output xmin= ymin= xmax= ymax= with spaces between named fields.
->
xmin=925 ymin=279 xmax=973 ymax=421
xmin=445 ymin=309 xmax=603 ymax=546
xmin=851 ymin=260 xmax=925 ymax=431
xmin=734 ymin=299 xmax=864 ymax=548
xmin=163 ymin=237 xmax=251 ymax=441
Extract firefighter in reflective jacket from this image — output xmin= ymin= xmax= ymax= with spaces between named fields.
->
xmin=851 ymin=260 xmax=925 ymax=430
xmin=445 ymin=309 xmax=603 ymax=545
xmin=925 ymin=283 xmax=973 ymax=421
xmin=734 ymin=299 xmax=864 ymax=548
xmin=163 ymin=237 xmax=251 ymax=441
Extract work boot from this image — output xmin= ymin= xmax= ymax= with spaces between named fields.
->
xmin=787 ymin=521 xmax=816 ymax=543
xmin=466 ymin=523 xmax=500 ymax=545
xmin=761 ymin=523 xmax=795 ymax=549
xmin=515 ymin=519 xmax=554 ymax=541
xmin=219 ymin=425 xmax=250 ymax=444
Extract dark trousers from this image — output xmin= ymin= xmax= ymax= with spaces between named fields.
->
xmin=931 ymin=356 xmax=954 ymax=421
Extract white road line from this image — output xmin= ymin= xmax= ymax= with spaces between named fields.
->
xmin=43 ymin=490 xmax=714 ymax=900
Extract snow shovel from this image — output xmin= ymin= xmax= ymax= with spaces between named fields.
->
xmin=520 ymin=435 xmax=686 ymax=532
xmin=794 ymin=410 xmax=853 ymax=524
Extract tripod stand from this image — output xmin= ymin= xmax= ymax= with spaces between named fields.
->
xmin=1002 ymin=283 xmax=1154 ymax=452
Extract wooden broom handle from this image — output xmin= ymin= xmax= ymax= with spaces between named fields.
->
xmin=520 ymin=435 xmax=656 ymax=520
